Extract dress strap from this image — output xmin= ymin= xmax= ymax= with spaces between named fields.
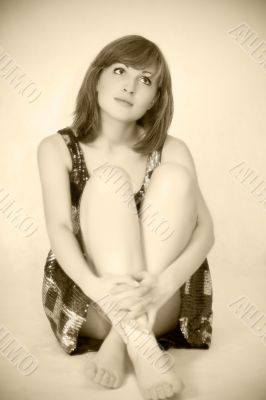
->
xmin=137 ymin=148 xmax=161 ymax=197
xmin=58 ymin=126 xmax=161 ymax=184
xmin=147 ymin=149 xmax=161 ymax=172
xmin=57 ymin=127 xmax=84 ymax=173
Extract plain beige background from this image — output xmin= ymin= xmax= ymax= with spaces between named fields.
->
xmin=0 ymin=0 xmax=265 ymax=399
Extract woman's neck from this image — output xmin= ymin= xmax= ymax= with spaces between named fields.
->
xmin=96 ymin=113 xmax=141 ymax=152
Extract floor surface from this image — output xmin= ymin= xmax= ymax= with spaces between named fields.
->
xmin=0 ymin=253 xmax=265 ymax=400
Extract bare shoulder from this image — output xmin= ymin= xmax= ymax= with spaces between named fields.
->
xmin=37 ymin=133 xmax=72 ymax=171
xmin=162 ymin=134 xmax=197 ymax=178
xmin=163 ymin=134 xmax=187 ymax=157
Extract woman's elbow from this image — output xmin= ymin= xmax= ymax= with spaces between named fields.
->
xmin=47 ymin=222 xmax=74 ymax=246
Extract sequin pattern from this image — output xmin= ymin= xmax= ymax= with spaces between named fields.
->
xmin=41 ymin=127 xmax=213 ymax=354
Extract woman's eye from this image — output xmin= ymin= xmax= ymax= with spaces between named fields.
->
xmin=114 ymin=67 xmax=125 ymax=75
xmin=140 ymin=76 xmax=152 ymax=86
xmin=113 ymin=67 xmax=152 ymax=86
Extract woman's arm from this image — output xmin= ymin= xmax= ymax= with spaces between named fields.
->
xmin=162 ymin=216 xmax=214 ymax=296
xmin=37 ymin=134 xmax=100 ymax=299
xmin=161 ymin=137 xmax=215 ymax=294
xmin=38 ymin=134 xmax=140 ymax=307
xmin=109 ymin=137 xmax=215 ymax=323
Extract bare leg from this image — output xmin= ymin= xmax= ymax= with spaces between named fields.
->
xmin=137 ymin=162 xmax=198 ymax=335
xmin=126 ymin=162 xmax=197 ymax=399
xmin=79 ymin=163 xmax=197 ymax=395
xmin=80 ymin=165 xmax=146 ymax=389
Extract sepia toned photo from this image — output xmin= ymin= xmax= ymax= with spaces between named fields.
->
xmin=0 ymin=1 xmax=265 ymax=399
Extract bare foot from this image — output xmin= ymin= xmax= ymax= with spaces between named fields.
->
xmin=85 ymin=328 xmax=126 ymax=389
xmin=127 ymin=329 xmax=184 ymax=399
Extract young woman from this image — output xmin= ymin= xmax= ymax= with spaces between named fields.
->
xmin=38 ymin=35 xmax=214 ymax=400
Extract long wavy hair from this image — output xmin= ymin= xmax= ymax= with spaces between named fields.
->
xmin=71 ymin=35 xmax=174 ymax=155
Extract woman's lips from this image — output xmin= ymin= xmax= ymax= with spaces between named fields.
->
xmin=114 ymin=98 xmax=133 ymax=106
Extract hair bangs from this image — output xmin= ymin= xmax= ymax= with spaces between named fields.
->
xmin=102 ymin=37 xmax=164 ymax=87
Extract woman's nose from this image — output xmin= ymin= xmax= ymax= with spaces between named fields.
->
xmin=123 ymin=78 xmax=136 ymax=94
xmin=123 ymin=87 xmax=134 ymax=95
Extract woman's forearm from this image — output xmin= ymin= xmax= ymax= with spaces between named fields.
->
xmin=48 ymin=225 xmax=99 ymax=299
xmin=162 ymin=221 xmax=215 ymax=294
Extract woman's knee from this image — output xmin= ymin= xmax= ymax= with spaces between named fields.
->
xmin=90 ymin=163 xmax=134 ymax=194
xmin=80 ymin=164 xmax=134 ymax=211
xmin=151 ymin=162 xmax=196 ymax=197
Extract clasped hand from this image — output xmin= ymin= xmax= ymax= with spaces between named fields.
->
xmin=107 ymin=270 xmax=173 ymax=330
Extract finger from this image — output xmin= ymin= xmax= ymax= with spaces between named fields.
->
xmin=113 ymin=283 xmax=154 ymax=300
xmin=120 ymin=290 xmax=154 ymax=310
xmin=110 ymin=283 xmax=141 ymax=295
xmin=141 ymin=275 xmax=156 ymax=287
xmin=115 ymin=297 xmax=143 ymax=312
xmin=112 ymin=284 xmax=155 ymax=312
xmin=147 ymin=308 xmax=157 ymax=329
xmin=126 ymin=300 xmax=154 ymax=320
xmin=115 ymin=276 xmax=140 ymax=287
xmin=109 ymin=284 xmax=131 ymax=295
xmin=131 ymin=270 xmax=150 ymax=282
xmin=126 ymin=310 xmax=145 ymax=321
xmin=131 ymin=270 xmax=146 ymax=279
xmin=112 ymin=301 xmax=142 ymax=316
xmin=130 ymin=296 xmax=153 ymax=311
xmin=111 ymin=285 xmax=151 ymax=298
xmin=127 ymin=308 xmax=148 ymax=321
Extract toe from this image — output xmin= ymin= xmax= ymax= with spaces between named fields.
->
xmin=143 ymin=389 xmax=151 ymax=400
xmin=109 ymin=373 xmax=116 ymax=389
xmin=156 ymin=385 xmax=166 ymax=399
xmin=171 ymin=378 xmax=184 ymax=394
xmin=93 ymin=368 xmax=105 ymax=384
xmin=114 ymin=373 xmax=123 ymax=388
xmin=150 ymin=387 xmax=159 ymax=400
xmin=107 ymin=374 xmax=115 ymax=388
xmin=85 ymin=361 xmax=96 ymax=380
xmin=101 ymin=371 xmax=111 ymax=387
xmin=162 ymin=383 xmax=174 ymax=398
xmin=112 ymin=374 xmax=120 ymax=389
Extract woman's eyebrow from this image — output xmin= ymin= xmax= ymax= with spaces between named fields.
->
xmin=142 ymin=71 xmax=153 ymax=76
xmin=119 ymin=62 xmax=155 ymax=76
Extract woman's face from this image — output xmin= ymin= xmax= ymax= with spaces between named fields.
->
xmin=96 ymin=62 xmax=159 ymax=123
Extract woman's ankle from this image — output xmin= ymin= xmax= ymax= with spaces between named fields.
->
xmin=107 ymin=326 xmax=127 ymax=346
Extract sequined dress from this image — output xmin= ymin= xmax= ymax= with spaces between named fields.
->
xmin=42 ymin=127 xmax=213 ymax=355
